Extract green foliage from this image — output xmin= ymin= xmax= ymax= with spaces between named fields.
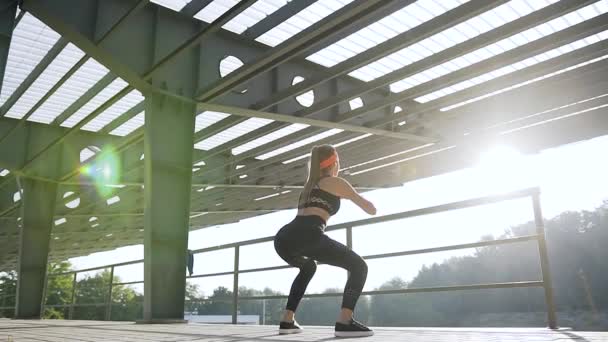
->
xmin=0 ymin=270 xmax=17 ymax=318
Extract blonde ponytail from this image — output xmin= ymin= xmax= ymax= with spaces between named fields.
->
xmin=299 ymin=145 xmax=336 ymax=207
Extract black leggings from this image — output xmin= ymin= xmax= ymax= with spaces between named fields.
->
xmin=274 ymin=216 xmax=368 ymax=312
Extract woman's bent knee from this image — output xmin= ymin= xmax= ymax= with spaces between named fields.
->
xmin=301 ymin=259 xmax=317 ymax=276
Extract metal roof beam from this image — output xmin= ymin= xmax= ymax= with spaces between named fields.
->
xmin=252 ymin=0 xmax=509 ymax=111
xmin=192 ymin=0 xmax=595 ymax=166
xmin=0 ymin=0 xmax=18 ymax=97
xmin=195 ymin=0 xmax=412 ymax=101
xmin=197 ymin=102 xmax=436 ymax=143
xmin=199 ymin=41 xmax=608 ymax=184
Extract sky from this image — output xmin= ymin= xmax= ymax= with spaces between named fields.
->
xmin=69 ymin=134 xmax=608 ymax=297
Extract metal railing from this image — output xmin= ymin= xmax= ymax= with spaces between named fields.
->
xmin=28 ymin=187 xmax=557 ymax=327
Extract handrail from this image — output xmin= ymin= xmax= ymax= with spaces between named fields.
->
xmin=48 ymin=187 xmax=540 ymax=276
xmin=21 ymin=187 xmax=558 ymax=327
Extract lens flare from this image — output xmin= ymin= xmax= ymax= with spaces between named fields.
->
xmin=79 ymin=146 xmax=121 ymax=197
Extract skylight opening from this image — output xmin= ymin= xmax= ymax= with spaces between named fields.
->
xmin=195 ymin=111 xmax=231 ymax=132
xmin=195 ymin=117 xmax=274 ymax=151
xmin=256 ymin=0 xmax=354 ymax=47
xmin=27 ymin=58 xmax=109 ymax=124
xmin=500 ymin=103 xmax=608 ymax=135
xmin=486 ymin=93 xmax=608 ymax=130
xmin=350 ymin=0 xmax=562 ymax=84
xmin=349 ymin=146 xmax=456 ymax=176
xmin=150 ymin=0 xmax=189 ymax=12
xmin=4 ymin=43 xmax=86 ymax=120
xmin=256 ymin=129 xmax=344 ymax=160
xmin=281 ymin=133 xmax=372 ymax=164
xmin=392 ymin=1 xmax=607 ymax=94
xmin=80 ymin=89 xmax=144 ymax=132
xmin=0 ymin=14 xmax=61 ymax=106
xmin=307 ymin=0 xmax=466 ymax=68
xmin=61 ymin=78 xmax=129 ymax=128
xmin=194 ymin=0 xmax=289 ymax=35
xmin=232 ymin=123 xmax=309 ymax=155
xmin=420 ymin=30 xmax=608 ymax=104
xmin=341 ymin=143 xmax=436 ymax=172
xmin=440 ymin=53 xmax=608 ymax=111
xmin=109 ymin=111 xmax=145 ymax=136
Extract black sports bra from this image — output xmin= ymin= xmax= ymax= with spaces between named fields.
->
xmin=298 ymin=181 xmax=341 ymax=216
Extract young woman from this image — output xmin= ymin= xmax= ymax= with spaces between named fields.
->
xmin=274 ymin=145 xmax=377 ymax=337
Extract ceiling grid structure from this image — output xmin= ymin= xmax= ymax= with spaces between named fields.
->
xmin=0 ymin=0 xmax=607 ymax=270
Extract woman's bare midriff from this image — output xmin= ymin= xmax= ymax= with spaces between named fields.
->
xmin=297 ymin=207 xmax=331 ymax=222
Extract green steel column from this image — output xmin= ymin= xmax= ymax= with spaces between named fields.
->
xmin=14 ymin=124 xmax=62 ymax=319
xmin=142 ymin=91 xmax=196 ymax=322
xmin=0 ymin=0 xmax=17 ymax=95
xmin=15 ymin=178 xmax=58 ymax=319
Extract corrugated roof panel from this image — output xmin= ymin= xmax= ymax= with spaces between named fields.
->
xmin=109 ymin=111 xmax=145 ymax=136
xmin=4 ymin=43 xmax=85 ymax=120
xmin=27 ymin=59 xmax=109 ymax=124
xmin=307 ymin=1 xmax=469 ymax=67
xmin=444 ymin=52 xmax=608 ymax=112
xmin=416 ymin=24 xmax=608 ymax=103
xmin=352 ymin=0 xmax=559 ymax=85
xmin=194 ymin=0 xmax=289 ymax=34
xmin=0 ymin=13 xmax=61 ymax=107
xmin=256 ymin=0 xmax=353 ymax=47
xmin=388 ymin=0 xmax=593 ymax=93
xmin=195 ymin=111 xmax=231 ymax=132
xmin=194 ymin=117 xmax=274 ymax=151
xmin=80 ymin=89 xmax=144 ymax=132
xmin=61 ymin=78 xmax=129 ymax=128
xmin=150 ymin=0 xmax=189 ymax=12
xmin=256 ymin=128 xmax=343 ymax=160
xmin=232 ymin=123 xmax=309 ymax=155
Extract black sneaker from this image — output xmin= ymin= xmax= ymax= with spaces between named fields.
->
xmin=279 ymin=320 xmax=303 ymax=335
xmin=335 ymin=319 xmax=374 ymax=337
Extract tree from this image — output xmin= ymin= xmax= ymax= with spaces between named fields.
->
xmin=72 ymin=269 xmax=142 ymax=321
xmin=43 ymin=262 xmax=74 ymax=319
xmin=197 ymin=286 xmax=233 ymax=315
xmin=0 ymin=271 xmax=17 ymax=318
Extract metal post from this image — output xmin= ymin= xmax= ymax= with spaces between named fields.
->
xmin=532 ymin=194 xmax=558 ymax=329
xmin=346 ymin=227 xmax=353 ymax=249
xmin=15 ymin=177 xmax=59 ymax=319
xmin=40 ymin=272 xmax=48 ymax=317
xmin=68 ymin=273 xmax=77 ymax=320
xmin=346 ymin=227 xmax=353 ymax=278
xmin=105 ymin=266 xmax=114 ymax=321
xmin=232 ymin=246 xmax=239 ymax=325
xmin=142 ymin=91 xmax=196 ymax=322
xmin=262 ymin=299 xmax=266 ymax=325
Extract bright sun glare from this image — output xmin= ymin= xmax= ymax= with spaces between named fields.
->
xmin=473 ymin=145 xmax=537 ymax=194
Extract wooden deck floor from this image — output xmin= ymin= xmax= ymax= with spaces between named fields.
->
xmin=1 ymin=319 xmax=606 ymax=342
